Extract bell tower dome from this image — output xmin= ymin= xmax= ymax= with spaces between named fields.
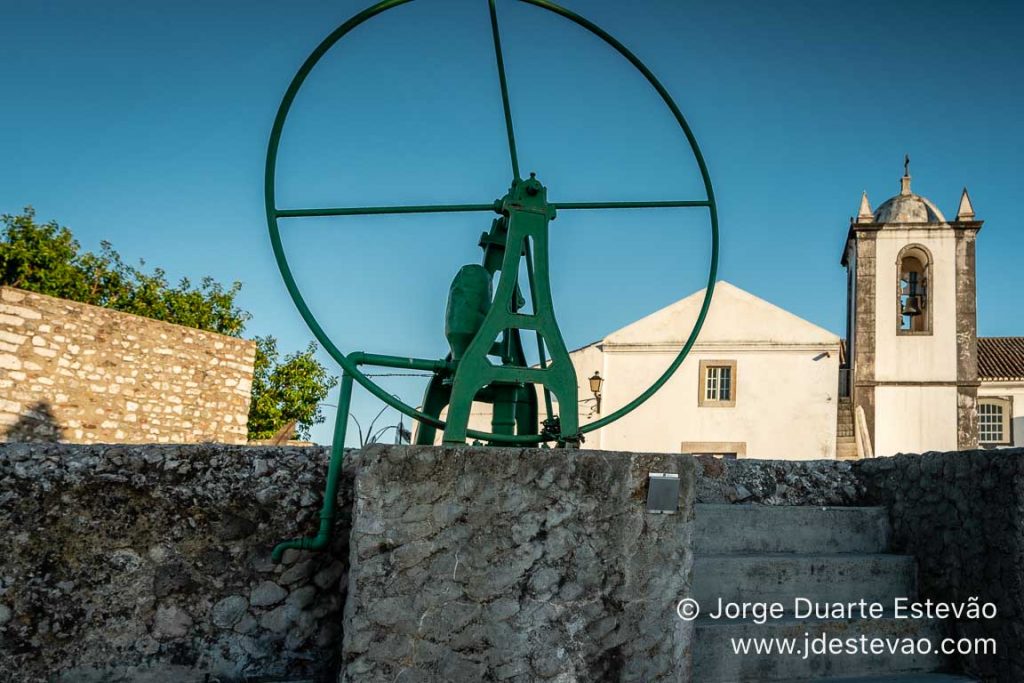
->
xmin=841 ymin=159 xmax=983 ymax=456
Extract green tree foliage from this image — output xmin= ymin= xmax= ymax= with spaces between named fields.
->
xmin=246 ymin=336 xmax=337 ymax=440
xmin=0 ymin=207 xmax=336 ymax=440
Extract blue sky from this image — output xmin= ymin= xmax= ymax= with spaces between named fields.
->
xmin=3 ymin=0 xmax=1022 ymax=445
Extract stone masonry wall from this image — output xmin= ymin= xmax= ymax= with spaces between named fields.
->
xmin=1 ymin=443 xmax=697 ymax=683
xmin=858 ymin=449 xmax=1024 ymax=683
xmin=6 ymin=441 xmax=1020 ymax=682
xmin=695 ymin=454 xmax=863 ymax=506
xmin=0 ymin=443 xmax=352 ymax=682
xmin=342 ymin=445 xmax=697 ymax=683
xmin=0 ymin=287 xmax=255 ymax=444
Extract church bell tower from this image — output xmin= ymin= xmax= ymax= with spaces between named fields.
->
xmin=841 ymin=159 xmax=983 ymax=456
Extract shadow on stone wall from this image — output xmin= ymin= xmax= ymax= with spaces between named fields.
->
xmin=4 ymin=401 xmax=64 ymax=443
xmin=858 ymin=450 xmax=1024 ymax=683
xmin=0 ymin=443 xmax=349 ymax=682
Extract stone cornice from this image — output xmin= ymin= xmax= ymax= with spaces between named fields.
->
xmin=841 ymin=220 xmax=983 ymax=265
xmin=855 ymin=380 xmax=982 ymax=388
xmin=598 ymin=341 xmax=839 ymax=353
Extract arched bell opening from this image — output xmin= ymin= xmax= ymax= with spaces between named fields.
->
xmin=896 ymin=244 xmax=933 ymax=335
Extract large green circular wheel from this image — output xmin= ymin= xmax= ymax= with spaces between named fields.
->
xmin=265 ymin=0 xmax=719 ymax=444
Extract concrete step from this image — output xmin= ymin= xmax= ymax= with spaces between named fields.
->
xmin=694 ymin=616 xmax=950 ymax=682
xmin=836 ymin=440 xmax=860 ymax=460
xmin=692 ymin=554 xmax=916 ymax=606
xmin=695 ymin=504 xmax=890 ymax=555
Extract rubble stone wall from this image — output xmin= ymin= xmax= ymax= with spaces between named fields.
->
xmin=5 ymin=441 xmax=1020 ymax=682
xmin=857 ymin=449 xmax=1024 ymax=683
xmin=0 ymin=443 xmax=351 ymax=683
xmin=0 ymin=287 xmax=255 ymax=444
xmin=341 ymin=445 xmax=697 ymax=683
xmin=694 ymin=454 xmax=864 ymax=506
xmin=1 ymin=444 xmax=697 ymax=683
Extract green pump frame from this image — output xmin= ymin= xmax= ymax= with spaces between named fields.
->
xmin=266 ymin=0 xmax=719 ymax=560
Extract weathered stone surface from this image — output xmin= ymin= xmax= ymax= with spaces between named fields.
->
xmin=211 ymin=595 xmax=249 ymax=629
xmin=0 ymin=443 xmax=353 ymax=682
xmin=695 ymin=454 xmax=862 ymax=505
xmin=250 ymin=581 xmax=288 ymax=608
xmin=340 ymin=445 xmax=697 ymax=683
xmin=857 ymin=449 xmax=1024 ymax=683
xmin=0 ymin=286 xmax=256 ymax=445
xmin=7 ymin=438 xmax=1017 ymax=682
xmin=152 ymin=605 xmax=193 ymax=640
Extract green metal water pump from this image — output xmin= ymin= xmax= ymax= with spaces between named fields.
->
xmin=264 ymin=0 xmax=719 ymax=561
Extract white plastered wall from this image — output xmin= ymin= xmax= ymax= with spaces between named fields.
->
xmin=872 ymin=229 xmax=961 ymax=455
xmin=874 ymin=385 xmax=959 ymax=455
xmin=588 ymin=344 xmax=839 ymax=459
xmin=874 ymin=230 xmax=959 ymax=381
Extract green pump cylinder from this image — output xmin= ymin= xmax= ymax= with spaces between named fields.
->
xmin=445 ymin=264 xmax=492 ymax=361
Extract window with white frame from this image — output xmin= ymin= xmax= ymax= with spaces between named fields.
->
xmin=706 ymin=366 xmax=731 ymax=401
xmin=979 ymin=398 xmax=1012 ymax=446
xmin=698 ymin=360 xmax=737 ymax=407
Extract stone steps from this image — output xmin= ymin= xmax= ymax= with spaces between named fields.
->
xmin=837 ymin=436 xmax=860 ymax=460
xmin=692 ymin=504 xmax=966 ymax=682
xmin=837 ymin=398 xmax=855 ymax=441
xmin=693 ymin=553 xmax=917 ymax=606
xmin=693 ymin=616 xmax=948 ymax=682
xmin=695 ymin=504 xmax=889 ymax=555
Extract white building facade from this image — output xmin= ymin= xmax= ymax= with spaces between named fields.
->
xmin=418 ymin=167 xmax=1023 ymax=458
xmin=572 ymin=282 xmax=840 ymax=460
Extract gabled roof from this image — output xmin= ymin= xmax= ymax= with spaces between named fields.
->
xmin=601 ymin=281 xmax=839 ymax=347
xmin=979 ymin=337 xmax=1024 ymax=381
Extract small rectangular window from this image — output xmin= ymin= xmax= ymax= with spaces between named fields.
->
xmin=705 ymin=366 xmax=732 ymax=401
xmin=698 ymin=360 xmax=737 ymax=407
xmin=979 ymin=399 xmax=1012 ymax=445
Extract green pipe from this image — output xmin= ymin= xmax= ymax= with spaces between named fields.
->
xmin=271 ymin=371 xmax=353 ymax=562
xmin=270 ymin=352 xmax=452 ymax=562
xmin=348 ymin=351 xmax=451 ymax=374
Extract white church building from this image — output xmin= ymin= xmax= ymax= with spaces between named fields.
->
xmin=421 ymin=168 xmax=1024 ymax=459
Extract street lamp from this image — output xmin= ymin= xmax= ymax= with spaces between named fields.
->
xmin=589 ymin=371 xmax=604 ymax=414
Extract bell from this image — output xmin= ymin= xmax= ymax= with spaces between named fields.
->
xmin=902 ymin=295 xmax=922 ymax=317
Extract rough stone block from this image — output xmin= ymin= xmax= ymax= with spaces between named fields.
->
xmin=340 ymin=445 xmax=696 ymax=683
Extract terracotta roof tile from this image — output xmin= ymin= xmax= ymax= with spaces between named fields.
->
xmin=979 ymin=337 xmax=1024 ymax=380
